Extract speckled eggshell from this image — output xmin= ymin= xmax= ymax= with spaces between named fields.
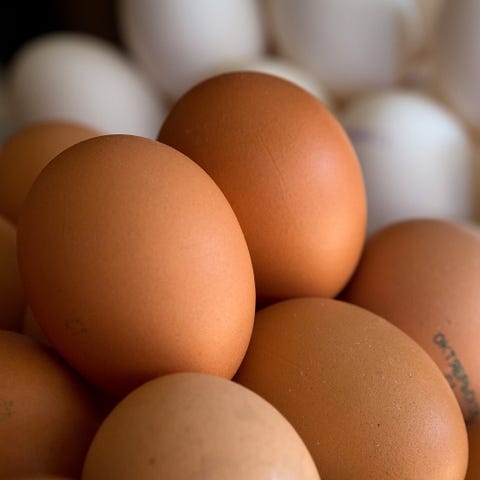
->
xmin=0 ymin=330 xmax=102 ymax=478
xmin=234 ymin=297 xmax=468 ymax=479
xmin=0 ymin=121 xmax=100 ymax=223
xmin=81 ymin=372 xmax=320 ymax=480
xmin=0 ymin=215 xmax=24 ymax=331
xmin=16 ymin=134 xmax=255 ymax=397
xmin=158 ymin=71 xmax=366 ymax=303
xmin=342 ymin=219 xmax=480 ymax=423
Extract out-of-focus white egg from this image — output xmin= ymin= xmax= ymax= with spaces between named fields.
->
xmin=434 ymin=0 xmax=480 ymax=132
xmin=267 ymin=0 xmax=424 ymax=98
xmin=340 ymin=89 xmax=475 ymax=235
xmin=212 ymin=56 xmax=331 ymax=107
xmin=7 ymin=32 xmax=166 ymax=138
xmin=118 ymin=0 xmax=266 ymax=100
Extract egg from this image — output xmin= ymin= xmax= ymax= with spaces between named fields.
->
xmin=158 ymin=71 xmax=366 ymax=303
xmin=118 ymin=0 xmax=266 ymax=100
xmin=267 ymin=0 xmax=423 ymax=98
xmin=22 ymin=307 xmax=50 ymax=346
xmin=0 ymin=330 xmax=102 ymax=478
xmin=211 ymin=56 xmax=332 ymax=107
xmin=340 ymin=89 xmax=474 ymax=235
xmin=434 ymin=0 xmax=480 ymax=132
xmin=234 ymin=297 xmax=468 ymax=479
xmin=342 ymin=218 xmax=480 ymax=423
xmin=82 ymin=373 xmax=320 ymax=480
xmin=466 ymin=421 xmax=480 ymax=479
xmin=0 ymin=215 xmax=24 ymax=331
xmin=17 ymin=134 xmax=255 ymax=397
xmin=7 ymin=32 xmax=165 ymax=138
xmin=0 ymin=121 xmax=100 ymax=223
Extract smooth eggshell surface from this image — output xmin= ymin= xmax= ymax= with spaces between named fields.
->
xmin=0 ymin=121 xmax=100 ymax=223
xmin=342 ymin=219 xmax=480 ymax=423
xmin=234 ymin=297 xmax=468 ymax=479
xmin=82 ymin=373 xmax=320 ymax=480
xmin=17 ymin=134 xmax=255 ymax=397
xmin=0 ymin=330 xmax=102 ymax=478
xmin=159 ymin=71 xmax=366 ymax=303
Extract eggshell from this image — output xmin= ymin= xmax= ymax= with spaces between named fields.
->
xmin=0 ymin=215 xmax=24 ymax=331
xmin=0 ymin=330 xmax=102 ymax=478
xmin=342 ymin=219 xmax=480 ymax=423
xmin=340 ymin=89 xmax=474 ymax=235
xmin=22 ymin=307 xmax=50 ymax=346
xmin=82 ymin=373 xmax=320 ymax=480
xmin=0 ymin=121 xmax=100 ymax=223
xmin=118 ymin=0 xmax=266 ymax=100
xmin=466 ymin=421 xmax=480 ymax=479
xmin=211 ymin=55 xmax=332 ymax=107
xmin=267 ymin=0 xmax=423 ymax=98
xmin=158 ymin=71 xmax=366 ymax=303
xmin=17 ymin=134 xmax=255 ymax=397
xmin=434 ymin=0 xmax=480 ymax=132
xmin=234 ymin=297 xmax=468 ymax=479
xmin=6 ymin=477 xmax=74 ymax=480
xmin=7 ymin=32 xmax=165 ymax=138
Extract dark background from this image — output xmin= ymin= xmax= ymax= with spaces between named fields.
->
xmin=0 ymin=0 xmax=120 ymax=65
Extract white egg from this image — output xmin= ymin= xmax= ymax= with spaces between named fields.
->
xmin=212 ymin=56 xmax=332 ymax=107
xmin=434 ymin=0 xmax=480 ymax=132
xmin=118 ymin=0 xmax=266 ymax=100
xmin=340 ymin=89 xmax=475 ymax=235
xmin=7 ymin=32 xmax=166 ymax=138
xmin=267 ymin=0 xmax=424 ymax=98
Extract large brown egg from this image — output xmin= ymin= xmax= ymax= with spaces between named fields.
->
xmin=158 ymin=71 xmax=366 ymax=303
xmin=0 ymin=215 xmax=24 ymax=330
xmin=0 ymin=121 xmax=100 ymax=223
xmin=17 ymin=134 xmax=255 ymax=397
xmin=0 ymin=330 xmax=102 ymax=478
xmin=342 ymin=218 xmax=480 ymax=423
xmin=234 ymin=298 xmax=468 ymax=479
xmin=82 ymin=373 xmax=320 ymax=480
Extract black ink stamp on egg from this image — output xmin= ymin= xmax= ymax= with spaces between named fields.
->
xmin=433 ymin=332 xmax=480 ymax=421
xmin=0 ymin=400 xmax=14 ymax=421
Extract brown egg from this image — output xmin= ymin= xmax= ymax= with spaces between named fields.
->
xmin=234 ymin=298 xmax=468 ymax=479
xmin=466 ymin=421 xmax=480 ymax=479
xmin=82 ymin=372 xmax=320 ymax=480
xmin=0 ymin=215 xmax=24 ymax=330
xmin=342 ymin=218 xmax=480 ymax=423
xmin=0 ymin=121 xmax=100 ymax=223
xmin=158 ymin=71 xmax=366 ymax=303
xmin=0 ymin=330 xmax=102 ymax=478
xmin=17 ymin=134 xmax=255 ymax=397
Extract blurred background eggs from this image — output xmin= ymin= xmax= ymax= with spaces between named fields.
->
xmin=0 ymin=0 xmax=480 ymax=478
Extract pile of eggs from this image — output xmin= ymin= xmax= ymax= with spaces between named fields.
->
xmin=1 ymin=0 xmax=480 ymax=479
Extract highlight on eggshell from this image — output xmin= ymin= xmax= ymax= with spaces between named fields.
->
xmin=159 ymin=71 xmax=366 ymax=303
xmin=340 ymin=88 xmax=475 ymax=236
xmin=7 ymin=32 xmax=166 ymax=138
xmin=16 ymin=134 xmax=256 ymax=397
